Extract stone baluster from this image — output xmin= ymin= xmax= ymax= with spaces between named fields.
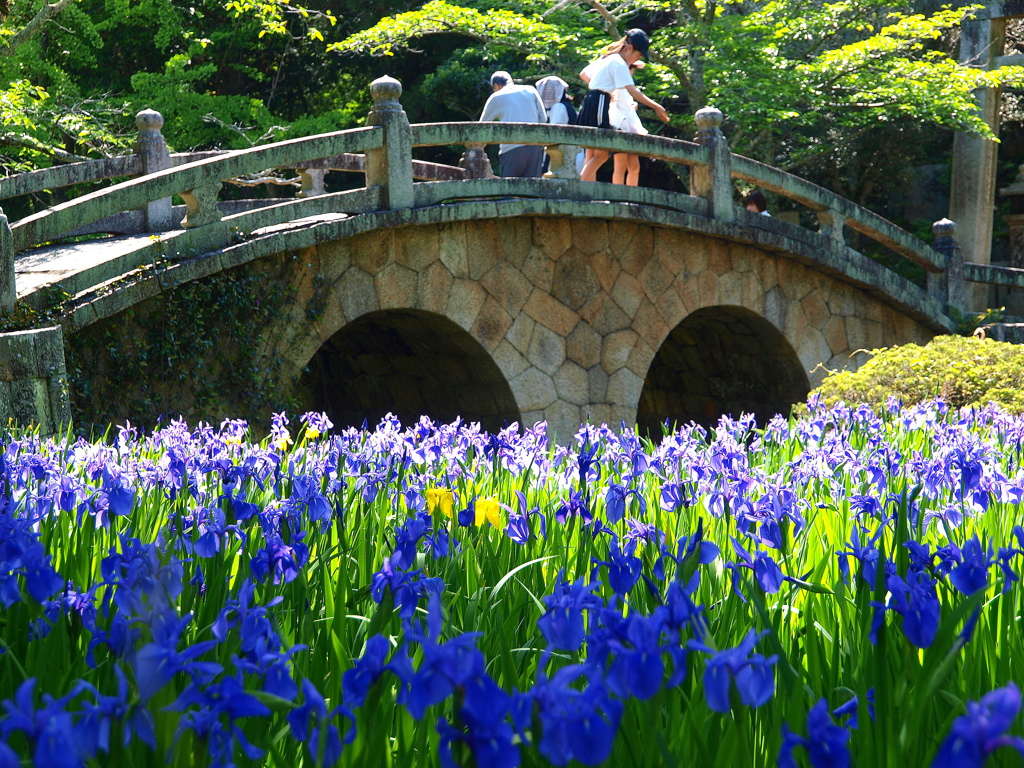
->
xmin=543 ymin=143 xmax=581 ymax=181
xmin=297 ymin=168 xmax=327 ymax=198
xmin=180 ymin=182 xmax=224 ymax=229
xmin=365 ymin=76 xmax=414 ymax=210
xmin=460 ymin=143 xmax=495 ymax=179
xmin=817 ymin=209 xmax=846 ymax=246
xmin=690 ymin=107 xmax=734 ymax=223
xmin=930 ymin=218 xmax=965 ymax=312
xmin=0 ymin=207 xmax=14 ymax=315
xmin=134 ymin=109 xmax=174 ymax=231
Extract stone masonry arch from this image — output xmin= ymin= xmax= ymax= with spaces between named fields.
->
xmin=262 ymin=215 xmax=937 ymax=440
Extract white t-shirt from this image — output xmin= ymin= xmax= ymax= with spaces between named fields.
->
xmin=547 ymin=102 xmax=571 ymax=125
xmin=584 ymin=54 xmax=634 ymax=94
xmin=479 ymin=84 xmax=547 ymax=154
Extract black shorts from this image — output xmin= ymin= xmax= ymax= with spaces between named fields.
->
xmin=577 ymin=90 xmax=612 ymax=130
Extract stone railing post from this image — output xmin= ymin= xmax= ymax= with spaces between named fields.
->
xmin=365 ymin=76 xmax=414 ymax=209
xmin=931 ymin=218 xmax=964 ymax=312
xmin=0 ymin=207 xmax=14 ymax=314
xmin=297 ymin=168 xmax=327 ymax=198
xmin=817 ymin=209 xmax=846 ymax=246
xmin=0 ymin=326 xmax=71 ymax=435
xmin=460 ymin=143 xmax=495 ymax=179
xmin=543 ymin=143 xmax=581 ymax=181
xmin=691 ymin=107 xmax=734 ymax=223
xmin=180 ymin=182 xmax=224 ymax=229
xmin=134 ymin=109 xmax=174 ymax=231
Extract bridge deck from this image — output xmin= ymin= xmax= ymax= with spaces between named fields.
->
xmin=15 ymin=213 xmax=352 ymax=302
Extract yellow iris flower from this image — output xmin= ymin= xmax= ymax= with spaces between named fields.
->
xmin=425 ymin=488 xmax=454 ymax=519
xmin=475 ymin=497 xmax=503 ymax=528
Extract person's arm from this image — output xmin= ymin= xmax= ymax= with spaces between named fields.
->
xmin=625 ymin=84 xmax=668 ymax=122
xmin=479 ymin=94 xmax=502 ymax=122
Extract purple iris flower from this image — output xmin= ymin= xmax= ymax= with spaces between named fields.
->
xmin=604 ymin=483 xmax=646 ymax=525
xmin=688 ymin=629 xmax=778 ymax=712
xmin=591 ymin=539 xmax=642 ymax=596
xmin=1 ymin=678 xmax=88 ymax=768
xmin=288 ymin=678 xmax=354 ymax=766
xmin=343 ymin=634 xmax=391 ymax=707
xmin=167 ymin=672 xmax=270 ymax=767
xmin=832 ymin=689 xmax=874 ymax=729
xmin=537 ymin=573 xmax=603 ymax=652
xmin=931 ymin=683 xmax=1024 ymax=767
xmin=530 ymin=665 xmax=623 ymax=767
xmin=726 ymin=537 xmax=786 ymax=600
xmin=133 ymin=609 xmax=222 ymax=702
xmin=779 ymin=698 xmax=851 ymax=768
xmin=872 ymin=570 xmax=940 ymax=648
xmin=948 ymin=536 xmax=994 ymax=596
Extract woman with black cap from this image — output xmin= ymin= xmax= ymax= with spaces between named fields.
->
xmin=577 ymin=29 xmax=669 ymax=182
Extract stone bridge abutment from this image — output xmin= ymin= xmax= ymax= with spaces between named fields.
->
xmin=265 ymin=214 xmax=936 ymax=438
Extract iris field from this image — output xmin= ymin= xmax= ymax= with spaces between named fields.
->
xmin=2 ymin=398 xmax=1024 ymax=767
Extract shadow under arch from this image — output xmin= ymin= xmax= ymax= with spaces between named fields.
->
xmin=637 ymin=305 xmax=810 ymax=436
xmin=296 ymin=309 xmax=521 ymax=431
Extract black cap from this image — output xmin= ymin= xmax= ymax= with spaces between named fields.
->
xmin=625 ymin=28 xmax=651 ymax=58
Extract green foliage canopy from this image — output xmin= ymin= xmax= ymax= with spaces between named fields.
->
xmin=331 ymin=0 xmax=1024 ymax=170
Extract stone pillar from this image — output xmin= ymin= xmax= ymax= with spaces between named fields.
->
xmin=931 ymin=218 xmax=965 ymax=313
xmin=948 ymin=15 xmax=1006 ymax=309
xmin=134 ymin=109 xmax=174 ymax=232
xmin=365 ymin=76 xmax=414 ymax=210
xmin=543 ymin=144 xmax=581 ymax=181
xmin=0 ymin=326 xmax=71 ymax=435
xmin=691 ymin=107 xmax=734 ymax=223
xmin=460 ymin=144 xmax=496 ymax=179
xmin=0 ymin=207 xmax=14 ymax=314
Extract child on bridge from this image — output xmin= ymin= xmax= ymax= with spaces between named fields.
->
xmin=576 ymin=29 xmax=669 ymax=183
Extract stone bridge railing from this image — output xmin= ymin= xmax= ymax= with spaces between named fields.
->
xmin=3 ymin=74 xmax=1023 ymax=323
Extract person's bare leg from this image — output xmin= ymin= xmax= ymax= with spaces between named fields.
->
xmin=581 ymin=149 xmax=609 ymax=182
xmin=613 ymin=153 xmax=628 ymax=185
xmin=626 ymin=154 xmax=640 ymax=186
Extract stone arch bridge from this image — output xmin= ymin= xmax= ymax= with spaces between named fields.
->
xmin=2 ymin=76 xmax=1020 ymax=437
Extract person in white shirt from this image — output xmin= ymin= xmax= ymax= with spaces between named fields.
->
xmin=479 ymin=71 xmax=548 ymax=178
xmin=611 ymin=61 xmax=647 ymax=185
xmin=576 ymin=29 xmax=668 ymax=183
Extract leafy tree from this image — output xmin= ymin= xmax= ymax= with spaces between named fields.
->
xmin=331 ymin=0 xmax=1024 ymax=177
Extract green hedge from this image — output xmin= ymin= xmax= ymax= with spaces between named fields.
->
xmin=813 ymin=334 xmax=1024 ymax=414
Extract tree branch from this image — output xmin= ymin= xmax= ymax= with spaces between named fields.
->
xmin=0 ymin=0 xmax=77 ymax=56
xmin=0 ymin=132 xmax=90 ymax=163
xmin=587 ymin=0 xmax=620 ymax=38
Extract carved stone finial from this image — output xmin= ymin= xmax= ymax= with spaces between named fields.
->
xmin=694 ymin=106 xmax=724 ymax=131
xmin=370 ymin=76 xmax=403 ymax=104
xmin=932 ymin=218 xmax=958 ymax=239
xmin=135 ymin=109 xmax=164 ymax=133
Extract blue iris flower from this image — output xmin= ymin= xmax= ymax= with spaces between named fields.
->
xmin=288 ymin=678 xmax=354 ymax=766
xmin=537 ymin=573 xmax=603 ymax=652
xmin=879 ymin=570 xmax=940 ymax=648
xmin=948 ymin=536 xmax=994 ymax=596
xmin=726 ymin=537 xmax=786 ymax=600
xmin=688 ymin=629 xmax=778 ymax=712
xmin=604 ymin=483 xmax=646 ymax=525
xmin=1 ymin=679 xmax=88 ymax=768
xmin=931 ymin=683 xmax=1024 ymax=767
xmin=779 ymin=698 xmax=851 ymax=768
xmin=530 ymin=665 xmax=623 ymax=767
xmin=591 ymin=539 xmax=642 ymax=596
xmin=342 ymin=634 xmax=391 ymax=708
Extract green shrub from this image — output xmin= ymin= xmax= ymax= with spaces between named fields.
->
xmin=814 ymin=334 xmax=1024 ymax=413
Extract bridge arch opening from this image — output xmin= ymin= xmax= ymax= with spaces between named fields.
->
xmin=296 ymin=309 xmax=520 ymax=431
xmin=637 ymin=306 xmax=810 ymax=436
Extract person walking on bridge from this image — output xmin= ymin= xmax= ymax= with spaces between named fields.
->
xmin=479 ymin=71 xmax=548 ymax=178
xmin=577 ymin=29 xmax=668 ymax=183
